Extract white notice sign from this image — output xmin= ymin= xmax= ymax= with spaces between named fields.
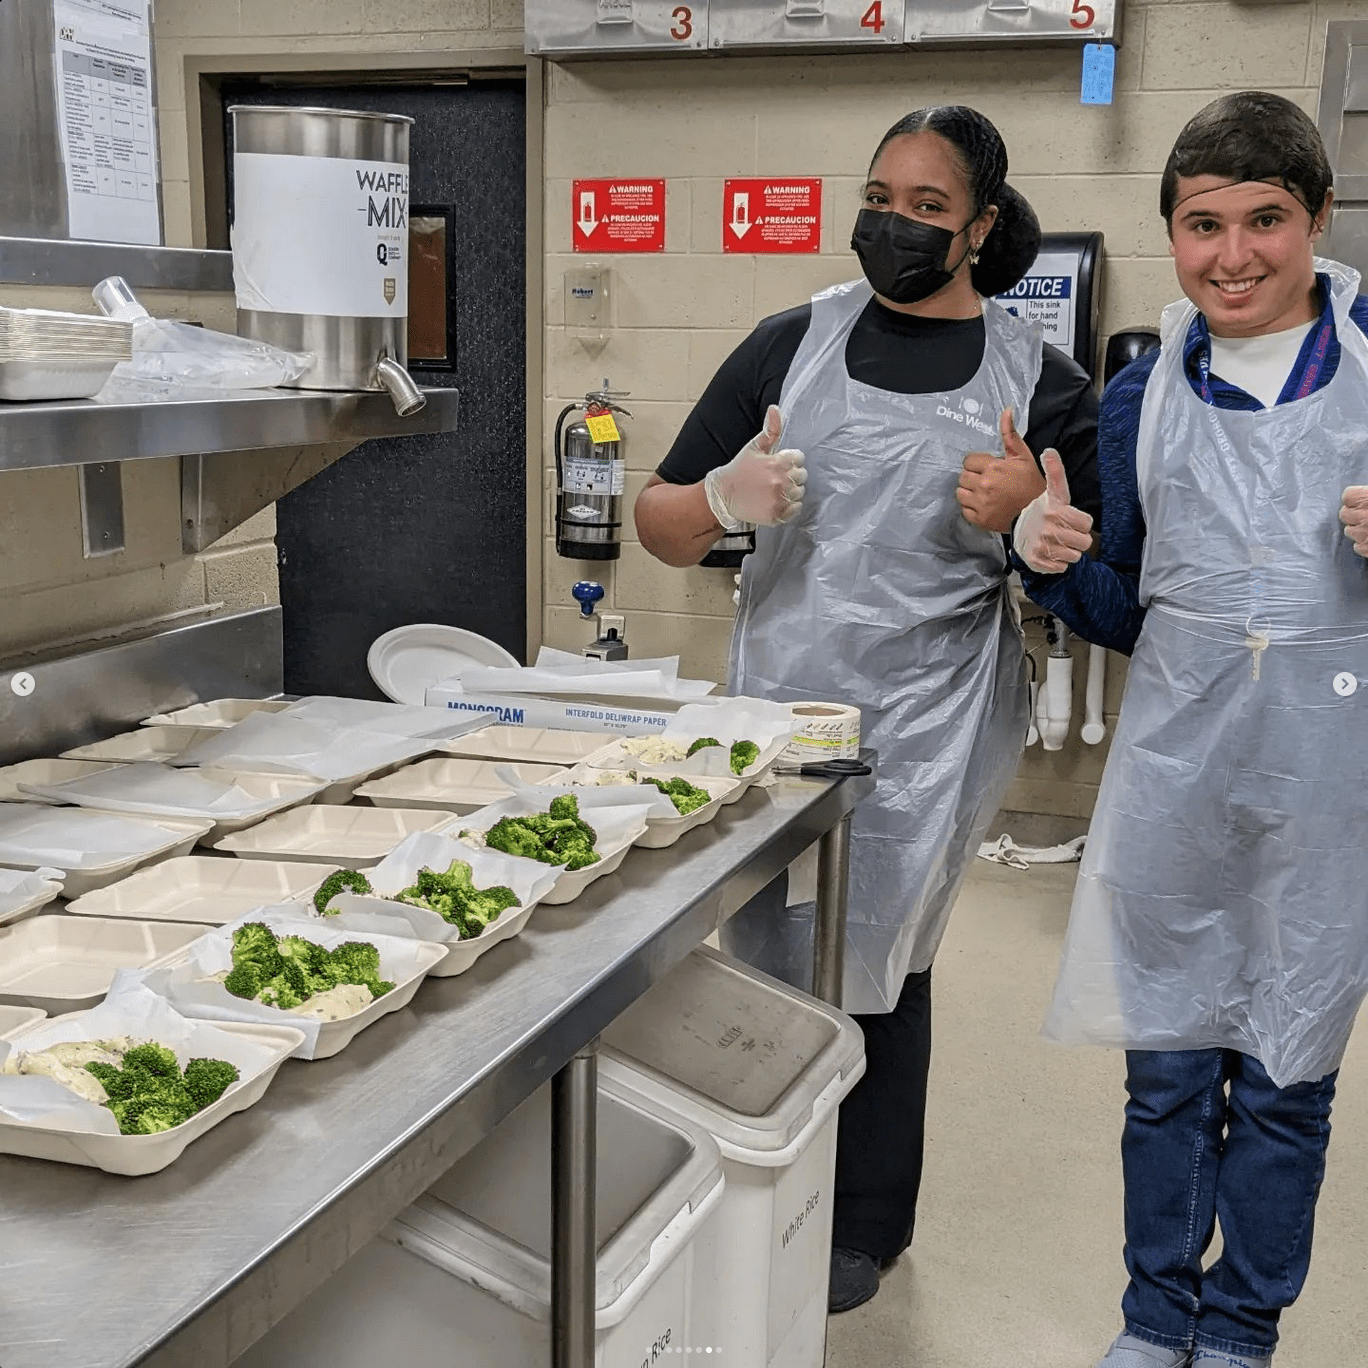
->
xmin=52 ymin=0 xmax=162 ymax=246
xmin=994 ymin=250 xmax=1078 ymax=350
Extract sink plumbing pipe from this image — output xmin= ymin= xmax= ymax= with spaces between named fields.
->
xmin=1080 ymin=642 xmax=1108 ymax=745
xmin=1037 ymin=615 xmax=1073 ymax=752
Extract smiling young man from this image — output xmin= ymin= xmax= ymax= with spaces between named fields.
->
xmin=1011 ymin=92 xmax=1368 ymax=1368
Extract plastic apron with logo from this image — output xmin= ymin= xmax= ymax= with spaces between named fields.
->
xmin=719 ymin=278 xmax=1039 ymax=1014
xmin=1043 ymin=260 xmax=1368 ymax=1088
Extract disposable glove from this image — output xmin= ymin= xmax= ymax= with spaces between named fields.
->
xmin=1340 ymin=486 xmax=1368 ymax=559
xmin=703 ymin=404 xmax=807 ymax=530
xmin=957 ymin=408 xmax=1047 ymax=533
xmin=1012 ymin=449 xmax=1094 ymax=575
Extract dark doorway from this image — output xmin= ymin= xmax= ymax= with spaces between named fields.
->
xmin=221 ymin=77 xmax=528 ymax=698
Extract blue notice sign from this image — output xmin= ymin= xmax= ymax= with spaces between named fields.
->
xmin=1081 ymin=43 xmax=1115 ymax=106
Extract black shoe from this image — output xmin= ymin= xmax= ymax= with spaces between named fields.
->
xmin=828 ymin=1247 xmax=880 ymax=1314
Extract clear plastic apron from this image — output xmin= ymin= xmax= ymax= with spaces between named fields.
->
xmin=720 ymin=278 xmax=1039 ymax=1014
xmin=1043 ymin=260 xmax=1368 ymax=1087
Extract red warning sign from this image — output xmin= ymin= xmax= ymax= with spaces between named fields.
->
xmin=723 ymin=178 xmax=822 ymax=254
xmin=573 ymin=179 xmax=666 ymax=253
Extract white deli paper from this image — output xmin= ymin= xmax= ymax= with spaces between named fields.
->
xmin=0 ymin=975 xmax=278 ymax=1135
xmin=593 ymin=697 xmax=803 ymax=779
xmin=0 ymin=805 xmax=185 ymax=870
xmin=0 ymin=866 xmax=65 ymax=918
xmin=490 ymin=766 xmax=677 ymax=821
xmin=284 ymin=696 xmax=491 ymax=740
xmin=19 ymin=762 xmax=284 ymax=818
xmin=136 ymin=910 xmax=441 ymax=1056
xmin=320 ymin=830 xmax=562 ymax=944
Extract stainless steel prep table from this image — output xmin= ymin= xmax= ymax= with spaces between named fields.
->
xmin=0 ymin=764 xmax=871 ymax=1368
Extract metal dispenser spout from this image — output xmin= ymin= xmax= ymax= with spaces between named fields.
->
xmin=375 ymin=356 xmax=427 ymax=416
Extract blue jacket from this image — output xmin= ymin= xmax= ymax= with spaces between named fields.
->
xmin=1018 ymin=274 xmax=1368 ymax=654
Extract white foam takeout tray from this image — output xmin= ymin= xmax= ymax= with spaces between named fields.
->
xmin=16 ymin=764 xmax=326 ymax=842
xmin=445 ymin=798 xmax=653 ymax=906
xmin=439 ymin=725 xmax=610 ymax=767
xmin=143 ymin=911 xmax=447 ymax=1060
xmin=60 ymin=726 xmax=224 ymax=765
xmin=0 ymin=759 xmax=116 ymax=806
xmin=547 ymin=766 xmax=741 ymax=849
xmin=64 ymin=856 xmax=327 ymax=925
xmin=0 ymin=806 xmax=215 ymax=899
xmin=213 ymin=805 xmax=453 ymax=868
xmin=0 ymin=915 xmax=207 ymax=1013
xmin=353 ymin=757 xmax=570 ymax=815
xmin=0 ymin=1011 xmax=303 ymax=1174
xmin=582 ymin=734 xmax=790 ymax=803
xmin=141 ymin=698 xmax=291 ymax=729
xmin=0 ymin=867 xmax=65 ymax=926
xmin=0 ymin=1005 xmax=46 ymax=1039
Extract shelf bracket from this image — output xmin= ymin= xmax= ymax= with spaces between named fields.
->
xmin=79 ymin=460 xmax=125 ymax=558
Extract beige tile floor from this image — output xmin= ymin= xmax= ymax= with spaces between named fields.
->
xmin=825 ymin=859 xmax=1368 ymax=1368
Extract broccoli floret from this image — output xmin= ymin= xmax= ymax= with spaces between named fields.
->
xmin=259 ymin=979 xmax=305 ymax=1010
xmin=687 ymin=737 xmax=722 ymax=757
xmin=547 ymin=793 xmax=582 ymax=822
xmin=183 ymin=1058 xmax=240 ymax=1110
xmin=85 ymin=1059 xmax=135 ymax=1100
xmin=642 ymin=775 xmax=712 ymax=816
xmin=330 ymin=940 xmax=382 ymax=980
xmin=485 ymin=816 xmax=558 ymax=864
xmin=396 ymin=860 xmax=519 ymax=938
xmin=223 ymin=961 xmax=265 ymax=1000
xmin=485 ymin=798 xmax=600 ymax=872
xmin=313 ymin=868 xmax=372 ymax=915
xmin=120 ymin=1042 xmax=179 ymax=1078
xmin=729 ymin=740 xmax=760 ymax=775
xmin=128 ymin=1103 xmax=192 ymax=1135
xmin=231 ymin=922 xmax=283 ymax=979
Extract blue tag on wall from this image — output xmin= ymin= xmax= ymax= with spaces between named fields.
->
xmin=1080 ymin=43 xmax=1115 ymax=106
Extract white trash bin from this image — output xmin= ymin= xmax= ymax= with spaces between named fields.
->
xmin=600 ymin=945 xmax=866 ymax=1368
xmin=234 ymin=1074 xmax=724 ymax=1368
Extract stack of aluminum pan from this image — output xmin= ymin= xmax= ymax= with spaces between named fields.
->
xmin=0 ymin=306 xmax=133 ymax=401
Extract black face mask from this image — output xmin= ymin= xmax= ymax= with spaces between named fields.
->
xmin=850 ymin=208 xmax=974 ymax=305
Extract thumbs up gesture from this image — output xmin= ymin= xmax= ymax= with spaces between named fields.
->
xmin=1012 ymin=448 xmax=1095 ymax=575
xmin=703 ymin=404 xmax=807 ymax=530
xmin=957 ymin=408 xmax=1048 ymax=533
xmin=1340 ymin=485 xmax=1368 ymax=558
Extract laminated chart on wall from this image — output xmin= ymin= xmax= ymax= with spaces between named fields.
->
xmin=52 ymin=0 xmax=161 ymax=245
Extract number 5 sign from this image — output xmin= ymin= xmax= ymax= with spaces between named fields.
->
xmin=708 ymin=0 xmax=903 ymax=48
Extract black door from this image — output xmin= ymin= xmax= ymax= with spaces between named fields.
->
xmin=222 ymin=78 xmax=528 ymax=698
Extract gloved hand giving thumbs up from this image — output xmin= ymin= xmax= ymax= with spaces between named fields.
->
xmin=1340 ymin=486 xmax=1368 ymax=558
xmin=957 ymin=408 xmax=1048 ymax=533
xmin=703 ymin=404 xmax=807 ymax=530
xmin=1013 ymin=449 xmax=1094 ymax=574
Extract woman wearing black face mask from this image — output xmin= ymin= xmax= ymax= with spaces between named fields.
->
xmin=635 ymin=107 xmax=1100 ymax=1316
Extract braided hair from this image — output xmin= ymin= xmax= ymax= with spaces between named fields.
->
xmin=869 ymin=105 xmax=1041 ymax=296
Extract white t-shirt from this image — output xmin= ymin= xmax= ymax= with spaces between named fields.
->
xmin=1208 ymin=319 xmax=1317 ymax=408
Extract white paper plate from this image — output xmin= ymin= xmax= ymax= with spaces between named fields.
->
xmin=65 ymin=856 xmax=327 ymax=925
xmin=0 ymin=1015 xmax=302 ymax=1174
xmin=368 ymin=624 xmax=520 ymax=707
xmin=0 ymin=808 xmax=216 ymax=899
xmin=0 ymin=759 xmax=115 ymax=805
xmin=353 ymin=758 xmax=571 ymax=815
xmin=141 ymin=698 xmax=291 ymax=729
xmin=0 ymin=1005 xmax=46 ymax=1039
xmin=440 ymin=725 xmax=610 ymax=767
xmin=60 ymin=726 xmax=224 ymax=765
xmin=0 ymin=916 xmax=208 ymax=1013
xmin=213 ymin=805 xmax=454 ymax=868
xmin=548 ymin=767 xmax=741 ymax=849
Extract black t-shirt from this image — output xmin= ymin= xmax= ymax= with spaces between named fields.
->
xmin=657 ymin=297 xmax=1101 ymax=523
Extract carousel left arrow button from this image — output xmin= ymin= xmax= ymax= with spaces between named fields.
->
xmin=9 ymin=672 xmax=36 ymax=698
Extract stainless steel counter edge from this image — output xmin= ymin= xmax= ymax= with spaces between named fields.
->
xmin=0 ymin=236 xmax=233 ymax=292
xmin=0 ymin=771 xmax=873 ymax=1368
xmin=0 ymin=386 xmax=461 ymax=471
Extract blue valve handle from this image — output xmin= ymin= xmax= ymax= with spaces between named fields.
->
xmin=572 ymin=581 xmax=605 ymax=619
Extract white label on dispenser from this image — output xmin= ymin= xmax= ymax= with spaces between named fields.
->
xmin=232 ymin=152 xmax=409 ymax=318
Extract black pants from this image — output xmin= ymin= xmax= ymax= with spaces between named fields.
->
xmin=833 ymin=967 xmax=933 ymax=1259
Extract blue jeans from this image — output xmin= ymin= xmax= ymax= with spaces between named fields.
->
xmin=1120 ymin=1049 xmax=1336 ymax=1361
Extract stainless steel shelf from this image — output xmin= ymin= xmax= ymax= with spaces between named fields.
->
xmin=0 ymin=236 xmax=233 ymax=292
xmin=0 ymin=386 xmax=461 ymax=471
xmin=0 ymin=769 xmax=873 ymax=1368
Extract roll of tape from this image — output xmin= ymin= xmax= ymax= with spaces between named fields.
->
xmin=781 ymin=701 xmax=862 ymax=764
